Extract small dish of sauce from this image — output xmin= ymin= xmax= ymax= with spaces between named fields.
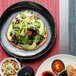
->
xmin=59 ymin=70 xmax=67 ymax=76
xmin=42 ymin=71 xmax=56 ymax=76
xmin=17 ymin=66 xmax=35 ymax=76
xmin=52 ymin=60 xmax=65 ymax=73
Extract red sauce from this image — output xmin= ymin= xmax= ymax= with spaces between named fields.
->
xmin=52 ymin=60 xmax=65 ymax=73
xmin=42 ymin=71 xmax=55 ymax=76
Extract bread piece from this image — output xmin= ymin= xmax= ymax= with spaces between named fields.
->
xmin=66 ymin=65 xmax=76 ymax=76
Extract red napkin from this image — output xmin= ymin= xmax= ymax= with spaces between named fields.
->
xmin=0 ymin=0 xmax=59 ymax=74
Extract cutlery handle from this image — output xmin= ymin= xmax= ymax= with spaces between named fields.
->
xmin=20 ymin=0 xmax=33 ymax=1
xmin=16 ymin=58 xmax=23 ymax=67
xmin=0 ymin=17 xmax=1 ymax=44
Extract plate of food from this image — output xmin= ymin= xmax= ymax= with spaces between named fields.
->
xmin=36 ymin=54 xmax=76 ymax=76
xmin=0 ymin=1 xmax=56 ymax=59
xmin=0 ymin=57 xmax=21 ymax=76
xmin=0 ymin=57 xmax=36 ymax=76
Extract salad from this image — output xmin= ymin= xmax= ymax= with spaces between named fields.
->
xmin=6 ymin=10 xmax=48 ymax=51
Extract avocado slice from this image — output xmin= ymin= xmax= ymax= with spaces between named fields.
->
xmin=38 ymin=19 xmax=44 ymax=35
xmin=21 ymin=42 xmax=37 ymax=51
xmin=7 ymin=24 xmax=13 ymax=41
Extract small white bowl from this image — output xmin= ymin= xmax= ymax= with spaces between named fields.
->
xmin=0 ymin=57 xmax=21 ymax=76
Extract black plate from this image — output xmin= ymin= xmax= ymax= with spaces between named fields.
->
xmin=0 ymin=1 xmax=56 ymax=59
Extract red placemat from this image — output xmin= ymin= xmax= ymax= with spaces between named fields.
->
xmin=0 ymin=0 xmax=59 ymax=74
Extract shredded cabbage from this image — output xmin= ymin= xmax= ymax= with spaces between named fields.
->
xmin=7 ymin=10 xmax=47 ymax=50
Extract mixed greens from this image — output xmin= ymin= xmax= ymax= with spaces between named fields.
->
xmin=7 ymin=10 xmax=47 ymax=50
